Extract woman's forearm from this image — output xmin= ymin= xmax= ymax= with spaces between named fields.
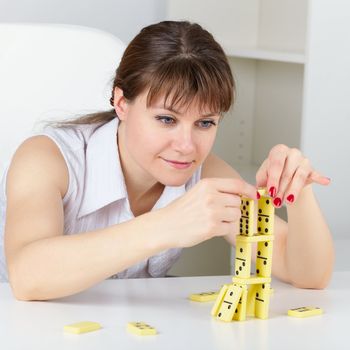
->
xmin=8 ymin=210 xmax=166 ymax=301
xmin=285 ymin=185 xmax=334 ymax=288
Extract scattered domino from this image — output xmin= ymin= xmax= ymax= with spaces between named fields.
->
xmin=189 ymin=291 xmax=219 ymax=302
xmin=127 ymin=322 xmax=157 ymax=336
xmin=288 ymin=306 xmax=323 ymax=318
xmin=64 ymin=321 xmax=102 ymax=334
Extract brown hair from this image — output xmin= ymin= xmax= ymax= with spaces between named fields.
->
xmin=53 ymin=20 xmax=235 ymax=127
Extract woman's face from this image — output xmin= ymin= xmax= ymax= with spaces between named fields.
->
xmin=117 ymin=89 xmax=220 ymax=187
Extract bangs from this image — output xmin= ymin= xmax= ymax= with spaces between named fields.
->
xmin=145 ymin=57 xmax=234 ymax=115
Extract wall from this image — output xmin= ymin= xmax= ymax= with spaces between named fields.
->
xmin=0 ymin=0 xmax=166 ymax=43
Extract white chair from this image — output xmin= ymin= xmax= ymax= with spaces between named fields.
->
xmin=0 ymin=23 xmax=126 ymax=175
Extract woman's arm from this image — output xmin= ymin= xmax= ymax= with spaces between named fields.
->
xmin=5 ymin=136 xmax=166 ymax=301
xmin=283 ymin=185 xmax=334 ymax=288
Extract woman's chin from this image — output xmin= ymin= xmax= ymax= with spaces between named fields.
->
xmin=157 ymin=174 xmax=193 ymax=188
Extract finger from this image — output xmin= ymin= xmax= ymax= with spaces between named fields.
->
xmin=211 ymin=178 xmax=258 ymax=200
xmin=215 ymin=221 xmax=237 ymax=237
xmin=266 ymin=145 xmax=289 ymax=198
xmin=255 ymin=159 xmax=269 ymax=188
xmin=274 ymin=150 xmax=305 ymax=207
xmin=220 ymin=207 xmax=241 ymax=223
xmin=219 ymin=193 xmax=242 ymax=208
xmin=283 ymin=165 xmax=311 ymax=204
xmin=307 ymin=171 xmax=331 ymax=186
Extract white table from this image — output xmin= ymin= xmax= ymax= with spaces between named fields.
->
xmin=1 ymin=272 xmax=349 ymax=350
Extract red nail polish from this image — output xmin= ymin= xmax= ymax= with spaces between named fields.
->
xmin=269 ymin=187 xmax=276 ymax=197
xmin=286 ymin=194 xmax=295 ymax=203
xmin=256 ymin=191 xmax=261 ymax=199
xmin=273 ymin=197 xmax=282 ymax=207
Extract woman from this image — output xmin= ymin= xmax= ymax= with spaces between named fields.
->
xmin=0 ymin=21 xmax=334 ymax=301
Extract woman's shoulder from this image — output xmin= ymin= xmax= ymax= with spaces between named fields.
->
xmin=5 ymin=135 xmax=69 ymax=200
xmin=201 ymin=152 xmax=241 ymax=180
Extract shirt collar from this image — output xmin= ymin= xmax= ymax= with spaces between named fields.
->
xmin=77 ymin=117 xmax=127 ymax=218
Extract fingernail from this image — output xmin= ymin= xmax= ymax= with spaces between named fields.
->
xmin=269 ymin=186 xmax=276 ymax=197
xmin=286 ymin=194 xmax=294 ymax=203
xmin=326 ymin=177 xmax=331 ymax=181
xmin=273 ymin=197 xmax=282 ymax=207
xmin=256 ymin=191 xmax=261 ymax=199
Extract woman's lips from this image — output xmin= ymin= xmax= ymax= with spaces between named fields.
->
xmin=162 ymin=158 xmax=193 ymax=169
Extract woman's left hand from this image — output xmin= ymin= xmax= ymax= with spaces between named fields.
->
xmin=255 ymin=144 xmax=330 ymax=207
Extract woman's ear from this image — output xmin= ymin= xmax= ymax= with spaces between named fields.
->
xmin=113 ymin=87 xmax=129 ymax=121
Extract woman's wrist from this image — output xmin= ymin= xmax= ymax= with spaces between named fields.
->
xmin=135 ymin=208 xmax=173 ymax=253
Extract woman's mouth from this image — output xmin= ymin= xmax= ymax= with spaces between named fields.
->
xmin=162 ymin=158 xmax=193 ymax=169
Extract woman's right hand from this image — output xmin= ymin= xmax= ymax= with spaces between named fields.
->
xmin=156 ymin=178 xmax=258 ymax=249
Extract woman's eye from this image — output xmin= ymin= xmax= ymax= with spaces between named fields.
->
xmin=198 ymin=120 xmax=216 ymax=128
xmin=156 ymin=116 xmax=175 ymax=125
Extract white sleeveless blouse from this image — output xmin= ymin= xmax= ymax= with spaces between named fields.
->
xmin=0 ymin=117 xmax=202 ymax=281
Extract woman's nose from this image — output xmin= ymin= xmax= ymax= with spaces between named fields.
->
xmin=172 ymin=128 xmax=195 ymax=154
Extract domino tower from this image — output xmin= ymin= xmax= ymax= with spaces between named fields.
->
xmin=211 ymin=188 xmax=275 ymax=321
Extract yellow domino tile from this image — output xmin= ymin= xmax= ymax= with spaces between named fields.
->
xmin=234 ymin=241 xmax=252 ymax=278
xmin=64 ymin=321 xmax=102 ymax=334
xmin=233 ymin=284 xmax=248 ymax=321
xmin=232 ymin=276 xmax=271 ymax=285
xmin=288 ymin=306 xmax=323 ymax=318
xmin=127 ymin=322 xmax=157 ymax=336
xmin=236 ymin=234 xmax=274 ymax=243
xmin=257 ymin=188 xmax=268 ymax=197
xmin=189 ymin=291 xmax=219 ymax=302
xmin=246 ymin=285 xmax=256 ymax=316
xmin=216 ymin=284 xmax=243 ymax=322
xmin=255 ymin=283 xmax=271 ymax=319
xmin=211 ymin=284 xmax=229 ymax=316
xmin=257 ymin=192 xmax=274 ymax=235
xmin=240 ymin=197 xmax=255 ymax=236
xmin=256 ymin=240 xmax=274 ymax=277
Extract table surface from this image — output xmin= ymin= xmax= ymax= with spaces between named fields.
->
xmin=1 ymin=272 xmax=349 ymax=350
